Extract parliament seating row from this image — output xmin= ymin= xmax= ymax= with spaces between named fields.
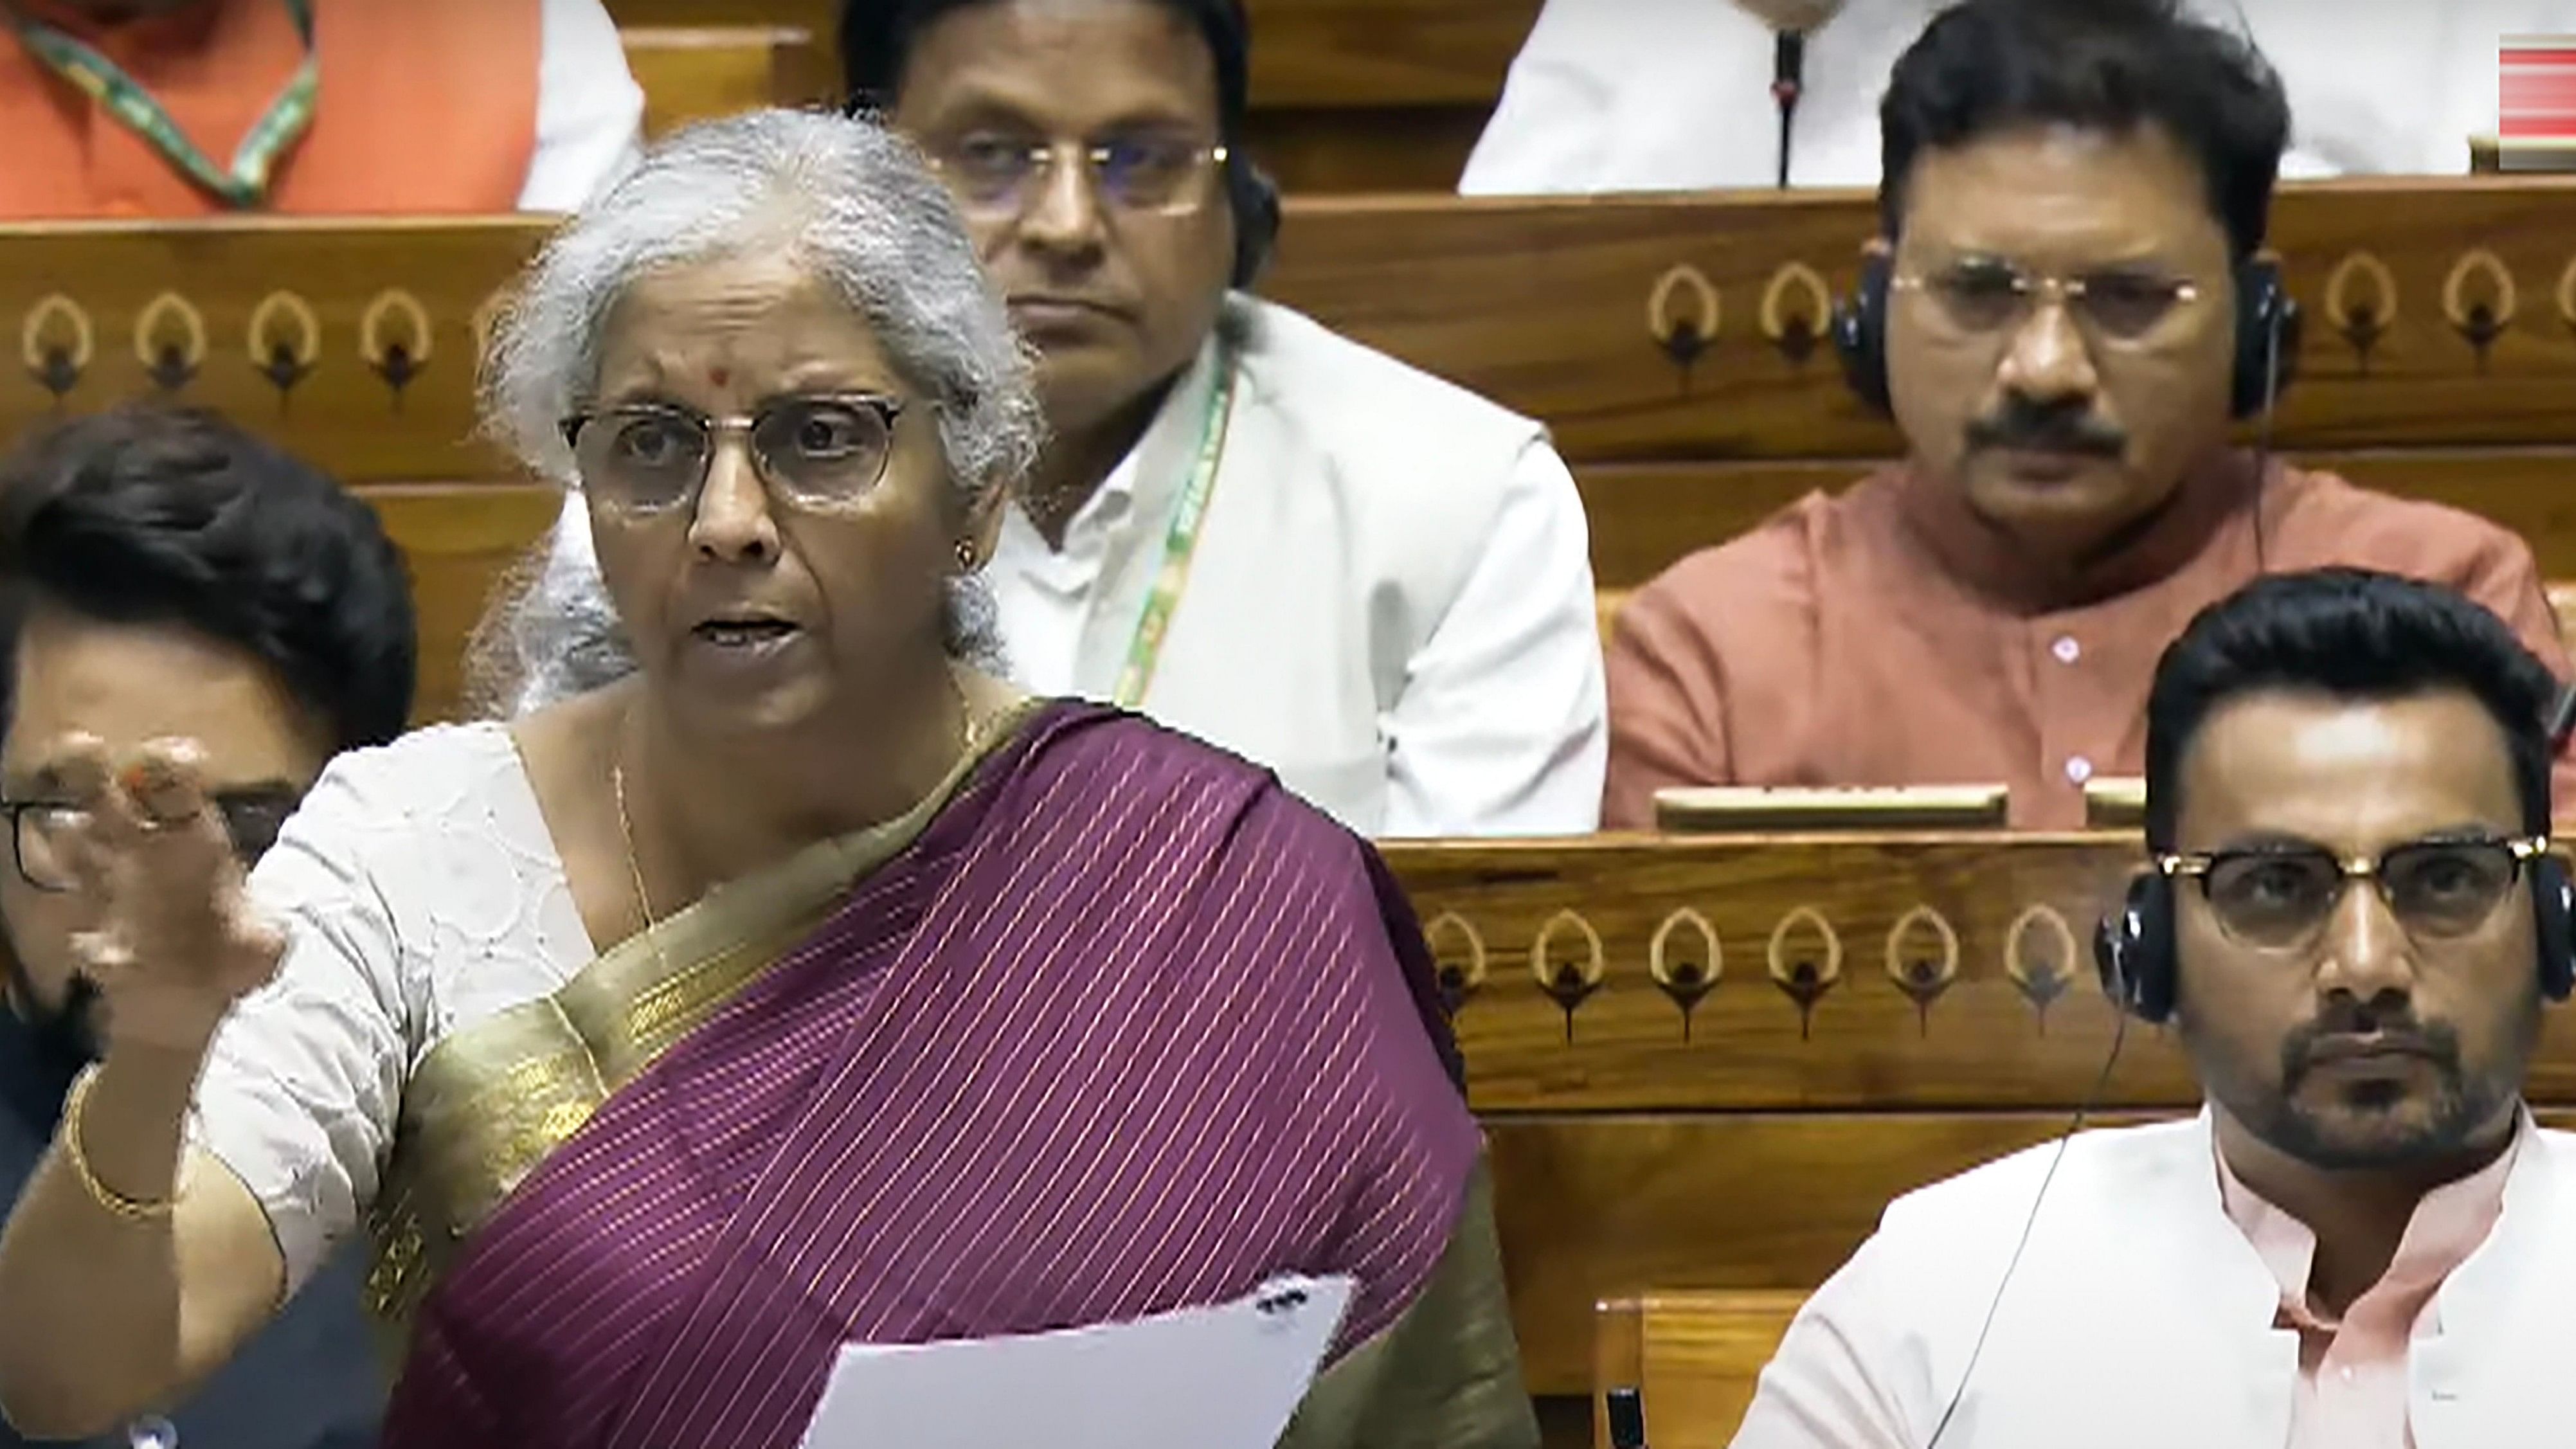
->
xmin=0 ymin=181 xmax=2565 ymax=715
xmin=1379 ymin=833 xmax=2576 ymax=1438
xmin=603 ymin=0 xmax=1540 ymax=191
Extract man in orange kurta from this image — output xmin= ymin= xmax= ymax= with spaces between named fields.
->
xmin=1604 ymin=0 xmax=2576 ymax=831
xmin=0 ymin=0 xmax=641 ymax=217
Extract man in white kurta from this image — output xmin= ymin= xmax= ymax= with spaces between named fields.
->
xmin=982 ymin=294 xmax=1605 ymax=840
xmin=1735 ymin=570 xmax=2576 ymax=1449
xmin=1461 ymin=0 xmax=2576 ymax=194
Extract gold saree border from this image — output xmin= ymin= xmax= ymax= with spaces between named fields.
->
xmin=363 ymin=701 xmax=1042 ymax=1339
xmin=1281 ymin=1160 xmax=1540 ymax=1449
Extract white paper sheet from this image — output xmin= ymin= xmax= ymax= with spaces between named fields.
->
xmin=796 ymin=1274 xmax=1356 ymax=1449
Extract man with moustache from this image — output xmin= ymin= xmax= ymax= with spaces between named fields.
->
xmin=0 ymin=407 xmax=410 ymax=1448
xmin=1734 ymin=569 xmax=2576 ymax=1448
xmin=1601 ymin=0 xmax=2575 ymax=830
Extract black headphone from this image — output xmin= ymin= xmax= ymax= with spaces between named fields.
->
xmin=1830 ymin=252 xmax=2303 ymax=420
xmin=2092 ymin=851 xmax=2576 ymax=1024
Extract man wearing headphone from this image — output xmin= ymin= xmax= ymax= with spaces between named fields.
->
xmin=496 ymin=0 xmax=1609 ymax=840
xmin=1736 ymin=568 xmax=2576 ymax=1448
xmin=1602 ymin=0 xmax=2575 ymax=831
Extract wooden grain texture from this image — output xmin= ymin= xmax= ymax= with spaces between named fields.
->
xmin=362 ymin=483 xmax=561 ymax=724
xmin=1241 ymin=106 xmax=1487 ymax=194
xmin=1577 ymin=447 xmax=2576 ymax=588
xmin=621 ymin=25 xmax=834 ymax=138
xmin=1592 ymin=1293 xmax=1809 ymax=1449
xmin=1261 ymin=181 xmax=2576 ymax=460
xmin=603 ymin=0 xmax=1539 ymax=111
xmin=10 ymin=183 xmax=2575 ymax=480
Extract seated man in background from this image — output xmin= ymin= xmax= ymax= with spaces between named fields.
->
xmin=1736 ymin=569 xmax=2576 ymax=1448
xmin=494 ymin=0 xmax=1607 ymax=838
xmin=1605 ymin=0 xmax=2573 ymax=830
xmin=1 ymin=0 xmax=642 ymax=217
xmin=0 ymin=406 xmax=411 ymax=1449
xmin=1463 ymin=0 xmax=2576 ymax=193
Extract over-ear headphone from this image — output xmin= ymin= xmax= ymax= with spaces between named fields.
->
xmin=2092 ymin=852 xmax=2576 ymax=1025
xmin=1830 ymin=253 xmax=2303 ymax=421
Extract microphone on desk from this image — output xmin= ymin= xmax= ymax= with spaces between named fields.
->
xmin=1774 ymin=30 xmax=1808 ymax=189
xmin=1608 ymin=1385 xmax=1649 ymax=1448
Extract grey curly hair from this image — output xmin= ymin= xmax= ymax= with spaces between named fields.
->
xmin=468 ymin=107 xmax=1041 ymax=714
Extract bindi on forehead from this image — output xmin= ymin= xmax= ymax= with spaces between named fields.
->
xmin=708 ymin=365 xmax=731 ymax=388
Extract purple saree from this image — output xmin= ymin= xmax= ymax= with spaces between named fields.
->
xmin=375 ymin=701 xmax=1525 ymax=1448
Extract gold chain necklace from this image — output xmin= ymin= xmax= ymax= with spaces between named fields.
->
xmin=609 ymin=674 xmax=986 ymax=932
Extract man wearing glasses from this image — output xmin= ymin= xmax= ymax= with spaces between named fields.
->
xmin=1736 ymin=568 xmax=2576 ymax=1448
xmin=1603 ymin=0 xmax=2575 ymax=830
xmin=501 ymin=0 xmax=1608 ymax=839
xmin=0 ymin=406 xmax=410 ymax=1449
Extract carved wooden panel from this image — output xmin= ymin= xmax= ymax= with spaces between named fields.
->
xmin=0 ymin=220 xmax=550 ymax=482
xmin=1263 ymin=180 xmax=2576 ymax=460
xmin=1384 ymin=835 xmax=2576 ymax=1112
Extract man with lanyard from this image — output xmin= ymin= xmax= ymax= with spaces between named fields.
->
xmin=0 ymin=0 xmax=642 ymax=217
xmin=500 ymin=0 xmax=1608 ymax=838
xmin=0 ymin=407 xmax=411 ymax=1449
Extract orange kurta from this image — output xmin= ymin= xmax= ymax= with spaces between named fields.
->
xmin=0 ymin=0 xmax=539 ymax=218
xmin=1605 ymin=455 xmax=2576 ymax=830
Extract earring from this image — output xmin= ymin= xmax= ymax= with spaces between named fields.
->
xmin=954 ymin=539 xmax=978 ymax=571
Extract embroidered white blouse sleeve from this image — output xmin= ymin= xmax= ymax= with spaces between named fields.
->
xmin=189 ymin=726 xmax=589 ymax=1296
xmin=1379 ymin=438 xmax=1607 ymax=837
xmin=518 ymin=0 xmax=645 ymax=212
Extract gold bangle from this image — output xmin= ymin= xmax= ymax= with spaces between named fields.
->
xmin=61 ymin=1070 xmax=176 ymax=1222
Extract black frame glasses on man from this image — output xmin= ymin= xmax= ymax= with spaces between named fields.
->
xmin=559 ymin=393 xmax=906 ymax=516
xmin=0 ymin=789 xmax=300 ymax=894
xmin=2160 ymin=831 xmax=2552 ymax=951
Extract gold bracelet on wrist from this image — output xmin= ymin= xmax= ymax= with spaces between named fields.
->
xmin=62 ymin=1070 xmax=177 ymax=1222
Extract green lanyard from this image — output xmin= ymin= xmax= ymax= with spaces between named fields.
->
xmin=10 ymin=0 xmax=319 ymax=208
xmin=1112 ymin=343 xmax=1240 ymax=709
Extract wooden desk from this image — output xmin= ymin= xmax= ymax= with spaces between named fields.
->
xmin=1379 ymin=833 xmax=2576 ymax=1396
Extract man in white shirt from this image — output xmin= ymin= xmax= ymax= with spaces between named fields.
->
xmin=499 ymin=0 xmax=1607 ymax=838
xmin=1735 ymin=568 xmax=2576 ymax=1449
xmin=1463 ymin=0 xmax=2576 ymax=193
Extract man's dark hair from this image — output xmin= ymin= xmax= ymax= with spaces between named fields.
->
xmin=1878 ymin=0 xmax=2292 ymax=259
xmin=838 ymin=0 xmax=1279 ymax=284
xmin=0 ymin=406 xmax=416 ymax=753
xmin=2145 ymin=569 xmax=2560 ymax=850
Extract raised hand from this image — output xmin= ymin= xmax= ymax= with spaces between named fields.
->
xmin=51 ymin=734 xmax=285 ymax=1056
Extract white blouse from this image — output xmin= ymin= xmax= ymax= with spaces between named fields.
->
xmin=188 ymin=724 xmax=593 ymax=1295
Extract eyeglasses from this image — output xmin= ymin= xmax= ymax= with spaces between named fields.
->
xmin=559 ymin=394 xmax=905 ymax=517
xmin=1 ymin=791 xmax=298 ymax=894
xmin=1892 ymin=257 xmax=2206 ymax=345
xmin=2161 ymin=833 xmax=2552 ymax=951
xmin=924 ymin=132 xmax=1229 ymax=218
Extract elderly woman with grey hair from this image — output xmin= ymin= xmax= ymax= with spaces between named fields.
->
xmin=0 ymin=110 xmax=1536 ymax=1449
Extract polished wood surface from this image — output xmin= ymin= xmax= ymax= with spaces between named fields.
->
xmin=622 ymin=25 xmax=833 ymax=138
xmin=1592 ymin=1292 xmax=1808 ymax=1449
xmin=1265 ymin=181 xmax=2576 ymax=461
xmin=602 ymin=0 xmax=1527 ymax=191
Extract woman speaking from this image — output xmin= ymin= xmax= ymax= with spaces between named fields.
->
xmin=0 ymin=110 xmax=1535 ymax=1449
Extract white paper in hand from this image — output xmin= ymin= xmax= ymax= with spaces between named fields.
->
xmin=796 ymin=1274 xmax=1356 ymax=1449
